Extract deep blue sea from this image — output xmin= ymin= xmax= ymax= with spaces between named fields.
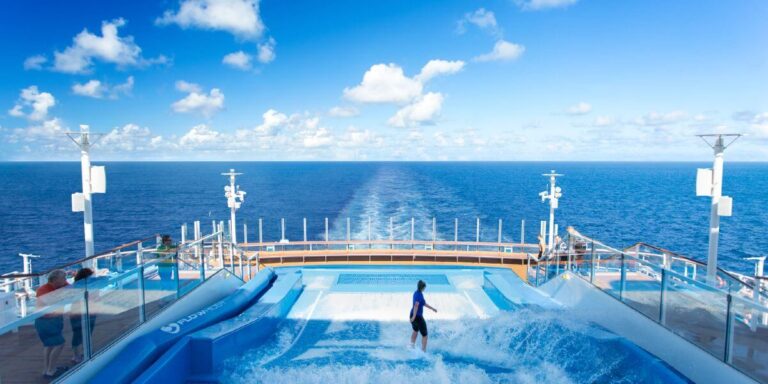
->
xmin=0 ymin=162 xmax=766 ymax=274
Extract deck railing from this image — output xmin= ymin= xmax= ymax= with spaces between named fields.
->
xmin=0 ymin=222 xmax=248 ymax=384
xmin=529 ymin=227 xmax=768 ymax=384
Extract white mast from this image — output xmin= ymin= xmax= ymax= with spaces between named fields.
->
xmin=696 ymin=133 xmax=740 ymax=285
xmin=66 ymin=125 xmax=105 ymax=268
xmin=539 ymin=170 xmax=563 ymax=251
xmin=222 ymin=169 xmax=246 ymax=244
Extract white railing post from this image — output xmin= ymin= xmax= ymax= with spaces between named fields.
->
xmin=498 ymin=219 xmax=502 ymax=244
xmin=181 ymin=223 xmax=187 ymax=244
xmin=411 ymin=217 xmax=415 ymax=249
xmin=476 ymin=217 xmax=480 ymax=243
xmin=258 ymin=218 xmax=263 ymax=244
xmin=281 ymin=218 xmax=286 ymax=242
xmin=217 ymin=222 xmax=224 ymax=268
xmin=454 ymin=218 xmax=458 ymax=251
xmin=243 ymin=223 xmax=248 ymax=244
xmin=347 ymin=217 xmax=351 ymax=250
xmin=303 ymin=218 xmax=307 ymax=242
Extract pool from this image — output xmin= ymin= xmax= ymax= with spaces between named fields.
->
xmin=206 ymin=266 xmax=690 ymax=384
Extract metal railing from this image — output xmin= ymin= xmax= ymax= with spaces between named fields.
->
xmin=0 ymin=222 xmax=246 ymax=383
xmin=528 ymin=227 xmax=768 ymax=384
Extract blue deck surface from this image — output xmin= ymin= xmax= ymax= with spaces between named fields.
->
xmin=133 ymin=266 xmax=691 ymax=384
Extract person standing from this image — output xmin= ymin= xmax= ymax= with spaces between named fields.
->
xmin=409 ymin=280 xmax=437 ymax=352
xmin=70 ymin=268 xmax=95 ymax=364
xmin=34 ymin=269 xmax=69 ymax=378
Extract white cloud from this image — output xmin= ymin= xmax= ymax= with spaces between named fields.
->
xmin=172 ymin=81 xmax=224 ymax=117
xmin=157 ymin=0 xmax=264 ymax=39
xmin=337 ymin=127 xmax=380 ymax=148
xmin=593 ymin=115 xmax=616 ymax=127
xmin=71 ymin=76 xmax=134 ymax=99
xmin=457 ymin=8 xmax=498 ymax=35
xmin=415 ymin=60 xmax=466 ymax=83
xmin=72 ymin=80 xmax=103 ymax=98
xmin=515 ymin=0 xmax=578 ymax=11
xmin=328 ymin=106 xmax=359 ymax=118
xmin=567 ymin=102 xmax=592 ymax=115
xmin=344 ymin=60 xmax=464 ymax=104
xmin=301 ymin=126 xmax=333 ymax=148
xmin=257 ymin=37 xmax=276 ymax=63
xmin=9 ymin=118 xmax=64 ymax=143
xmin=8 ymin=86 xmax=56 ymax=121
xmin=99 ymin=123 xmax=163 ymax=151
xmin=388 ymin=92 xmax=444 ymax=127
xmin=222 ymin=51 xmax=252 ymax=70
xmin=179 ymin=124 xmax=221 ymax=148
xmin=175 ymin=80 xmax=202 ymax=93
xmin=23 ymin=55 xmax=47 ymax=70
xmin=473 ymin=40 xmax=525 ymax=62
xmin=344 ymin=64 xmax=423 ymax=103
xmin=52 ymin=18 xmax=160 ymax=73
xmin=253 ymin=109 xmax=289 ymax=136
xmin=633 ymin=111 xmax=687 ymax=126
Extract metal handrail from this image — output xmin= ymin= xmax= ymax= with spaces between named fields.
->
xmin=3 ymin=234 xmax=160 ymax=279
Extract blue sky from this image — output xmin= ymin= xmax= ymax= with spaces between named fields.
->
xmin=1 ymin=0 xmax=766 ymax=161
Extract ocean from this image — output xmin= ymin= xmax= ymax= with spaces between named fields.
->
xmin=0 ymin=162 xmax=766 ymax=275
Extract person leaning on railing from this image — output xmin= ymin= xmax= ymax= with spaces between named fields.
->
xmin=34 ymin=269 xmax=69 ymax=379
xmin=154 ymin=235 xmax=178 ymax=282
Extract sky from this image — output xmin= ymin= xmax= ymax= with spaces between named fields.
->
xmin=0 ymin=0 xmax=767 ymax=161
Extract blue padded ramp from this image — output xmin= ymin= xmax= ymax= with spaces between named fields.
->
xmin=134 ymin=271 xmax=304 ymax=384
xmin=89 ymin=268 xmax=275 ymax=384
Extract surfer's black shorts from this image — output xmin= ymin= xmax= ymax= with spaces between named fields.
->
xmin=411 ymin=315 xmax=428 ymax=336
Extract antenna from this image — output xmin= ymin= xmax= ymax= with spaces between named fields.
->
xmin=222 ymin=169 xmax=246 ymax=244
xmin=695 ymin=133 xmax=741 ymax=285
xmin=65 ymin=125 xmax=106 ymax=269
xmin=540 ymin=170 xmax=564 ymax=252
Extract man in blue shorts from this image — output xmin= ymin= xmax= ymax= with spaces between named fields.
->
xmin=410 ymin=280 xmax=437 ymax=352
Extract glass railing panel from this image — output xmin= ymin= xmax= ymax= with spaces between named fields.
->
xmin=622 ymin=258 xmax=662 ymax=320
xmin=570 ymin=240 xmax=593 ymax=282
xmin=664 ymin=276 xmax=728 ymax=360
xmin=592 ymin=249 xmax=623 ymax=299
xmin=0 ymin=284 xmax=84 ymax=383
xmin=176 ymin=247 xmax=203 ymax=295
xmin=729 ymin=297 xmax=768 ymax=383
xmin=85 ymin=268 xmax=143 ymax=355
xmin=141 ymin=250 xmax=178 ymax=319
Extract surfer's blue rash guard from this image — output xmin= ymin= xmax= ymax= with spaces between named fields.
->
xmin=411 ymin=290 xmax=426 ymax=317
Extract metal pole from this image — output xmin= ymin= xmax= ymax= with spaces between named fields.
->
xmin=181 ymin=223 xmax=187 ymax=244
xmin=620 ymin=253 xmax=626 ymax=301
xmin=724 ymin=294 xmax=734 ymax=363
xmin=498 ymin=219 xmax=502 ymax=243
xmin=243 ymin=223 xmax=248 ymax=244
xmin=659 ymin=269 xmax=668 ymax=325
xmin=325 ymin=217 xmax=329 ymax=242
xmin=137 ymin=242 xmax=146 ymax=322
xmin=76 ymin=125 xmax=96 ymax=268
xmin=281 ymin=218 xmax=286 ymax=241
xmin=476 ymin=217 xmax=480 ymax=243
xmin=217 ymin=222 xmax=224 ymax=268
xmin=303 ymin=218 xmax=308 ymax=242
xmin=432 ymin=217 xmax=436 ymax=243
xmin=259 ymin=218 xmax=263 ymax=244
xmin=706 ymin=137 xmax=725 ymax=284
xmin=454 ymin=218 xmax=458 ymax=251
xmin=411 ymin=217 xmax=415 ymax=249
xmin=82 ymin=289 xmax=92 ymax=359
xmin=195 ymin=221 xmax=204 ymax=280
xmin=590 ymin=241 xmax=595 ymax=284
